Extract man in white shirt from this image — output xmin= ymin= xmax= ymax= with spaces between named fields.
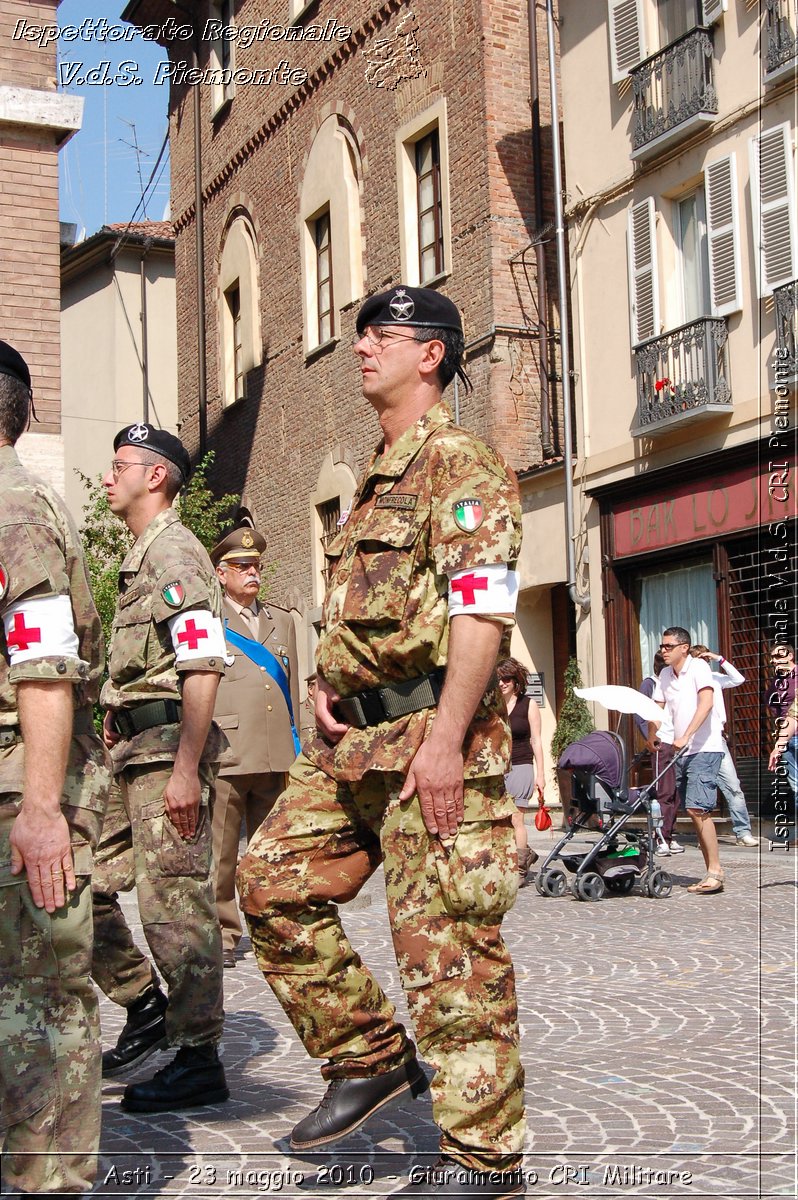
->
xmin=690 ymin=646 xmax=757 ymax=846
xmin=650 ymin=627 xmax=725 ymax=894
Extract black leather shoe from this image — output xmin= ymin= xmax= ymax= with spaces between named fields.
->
xmin=120 ymin=1045 xmax=229 ymax=1113
xmin=290 ymin=1058 xmax=429 ymax=1149
xmin=396 ymin=1157 xmax=525 ymax=1198
xmin=223 ymin=948 xmax=237 ymax=968
xmin=102 ymin=984 xmax=168 ymax=1078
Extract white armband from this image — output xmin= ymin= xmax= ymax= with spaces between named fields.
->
xmin=3 ymin=595 xmax=79 ymax=665
xmin=168 ymin=609 xmax=230 ymax=664
xmin=447 ymin=563 xmax=519 ymax=616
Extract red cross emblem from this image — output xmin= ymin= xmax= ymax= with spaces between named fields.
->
xmin=7 ymin=611 xmax=42 ymax=652
xmin=177 ymin=619 xmax=208 ymax=651
xmin=451 ymin=573 xmax=489 ymax=606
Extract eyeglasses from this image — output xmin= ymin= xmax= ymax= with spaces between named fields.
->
xmin=352 ymin=328 xmax=420 ymax=351
xmin=110 ymin=459 xmax=152 ymax=479
xmin=224 ymin=561 xmax=261 ymax=575
xmin=659 ymin=641 xmax=687 ymax=651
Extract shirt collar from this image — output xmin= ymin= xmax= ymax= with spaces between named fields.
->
xmin=365 ymin=401 xmax=453 ymax=482
xmin=226 ymin=596 xmax=258 ymax=619
xmin=0 ymin=444 xmax=21 ymax=470
xmin=121 ymin=507 xmax=180 ymax=573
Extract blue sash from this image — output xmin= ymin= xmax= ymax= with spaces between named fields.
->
xmin=224 ymin=621 xmax=301 ymax=755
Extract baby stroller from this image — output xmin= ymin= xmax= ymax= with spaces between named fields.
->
xmin=535 ymin=730 xmax=678 ymax=902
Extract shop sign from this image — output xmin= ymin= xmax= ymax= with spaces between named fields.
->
xmin=613 ymin=457 xmax=796 ymax=558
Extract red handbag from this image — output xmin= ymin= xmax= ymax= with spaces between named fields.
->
xmin=534 ymin=797 xmax=552 ymax=831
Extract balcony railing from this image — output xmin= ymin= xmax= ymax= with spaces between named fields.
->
xmin=772 ymin=280 xmax=797 ymax=387
xmin=630 ymin=27 xmax=718 ymax=159
xmin=765 ymin=0 xmax=798 ymax=80
xmin=634 ymin=317 xmax=731 ymax=434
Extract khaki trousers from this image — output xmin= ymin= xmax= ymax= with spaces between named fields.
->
xmin=212 ymin=771 xmax=284 ymax=953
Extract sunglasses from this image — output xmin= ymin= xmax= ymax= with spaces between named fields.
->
xmin=659 ymin=642 xmax=687 ymax=650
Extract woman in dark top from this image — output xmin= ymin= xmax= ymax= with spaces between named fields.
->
xmin=498 ymin=657 xmax=545 ymax=885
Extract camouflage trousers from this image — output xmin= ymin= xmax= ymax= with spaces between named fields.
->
xmin=0 ymin=808 xmax=100 ymax=1195
xmin=237 ymin=754 xmax=526 ymax=1170
xmin=91 ymin=762 xmax=225 ymax=1045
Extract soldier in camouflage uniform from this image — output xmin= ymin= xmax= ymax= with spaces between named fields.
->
xmin=0 ymin=341 xmax=111 ymax=1194
xmin=238 ymin=288 xmax=527 ymax=1200
xmin=92 ymin=423 xmax=230 ymax=1113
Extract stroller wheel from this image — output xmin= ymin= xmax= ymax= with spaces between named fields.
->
xmin=573 ymin=872 xmax=606 ymax=902
xmin=606 ymin=874 xmax=636 ymax=895
xmin=643 ymin=869 xmax=673 ymax=899
xmin=536 ymin=868 xmax=568 ymax=898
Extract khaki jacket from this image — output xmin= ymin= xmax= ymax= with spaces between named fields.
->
xmin=215 ymin=598 xmax=300 ymax=776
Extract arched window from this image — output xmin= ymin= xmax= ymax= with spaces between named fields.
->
xmin=218 ymin=211 xmax=261 ymax=407
xmin=300 ymin=116 xmax=364 ymax=354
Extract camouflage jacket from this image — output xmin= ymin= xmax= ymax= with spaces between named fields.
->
xmin=0 ymin=444 xmax=108 ymax=815
xmin=101 ymin=508 xmax=227 ymax=770
xmin=306 ymin=401 xmax=522 ymax=782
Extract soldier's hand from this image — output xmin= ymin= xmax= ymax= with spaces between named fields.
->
xmin=103 ymin=709 xmax=120 ymax=749
xmin=10 ymin=806 xmax=76 ymax=912
xmin=400 ymin=740 xmax=464 ymax=840
xmin=163 ymin=766 xmax=201 ymax=838
xmin=315 ymin=673 xmax=349 ymax=743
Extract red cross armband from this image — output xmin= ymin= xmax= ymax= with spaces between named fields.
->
xmin=447 ymin=563 xmax=519 ymax=621
xmin=3 ymin=595 xmax=80 ymax=666
xmin=167 ymin=609 xmax=231 ymax=666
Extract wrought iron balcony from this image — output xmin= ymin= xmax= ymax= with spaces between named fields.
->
xmin=765 ymin=0 xmax=798 ymax=81
xmin=630 ymin=28 xmax=718 ymax=160
xmin=633 ymin=317 xmax=731 ymax=434
xmin=772 ymin=280 xmax=797 ymax=389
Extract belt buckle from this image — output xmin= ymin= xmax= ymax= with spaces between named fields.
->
xmin=0 ymin=728 xmax=18 ymax=748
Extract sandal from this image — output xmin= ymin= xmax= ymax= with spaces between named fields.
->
xmin=687 ymin=870 xmax=724 ymax=894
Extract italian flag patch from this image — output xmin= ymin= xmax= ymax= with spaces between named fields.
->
xmin=162 ymin=582 xmax=185 ymax=608
xmin=453 ymin=499 xmax=484 ymax=532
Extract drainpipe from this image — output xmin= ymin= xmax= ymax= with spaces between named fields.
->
xmin=140 ymin=240 xmax=150 ymax=423
xmin=528 ymin=0 xmax=554 ymax=458
xmin=546 ymin=0 xmax=590 ymax=612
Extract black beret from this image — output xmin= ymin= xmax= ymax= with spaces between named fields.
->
xmin=113 ymin=423 xmax=191 ymax=483
xmin=0 ymin=340 xmax=32 ymax=391
xmin=356 ymin=286 xmax=462 ymax=334
xmin=210 ymin=525 xmax=267 ymax=567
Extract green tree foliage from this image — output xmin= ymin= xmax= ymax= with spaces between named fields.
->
xmin=550 ymin=656 xmax=595 ymax=762
xmin=77 ymin=452 xmax=239 ymax=652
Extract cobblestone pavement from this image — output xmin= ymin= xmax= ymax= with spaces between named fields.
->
xmin=91 ymin=824 xmax=796 ymax=1200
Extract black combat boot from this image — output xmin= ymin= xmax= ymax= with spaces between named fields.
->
xmin=290 ymin=1058 xmax=429 ymax=1149
xmin=121 ymin=1044 xmax=229 ymax=1113
xmin=102 ymin=984 xmax=168 ymax=1078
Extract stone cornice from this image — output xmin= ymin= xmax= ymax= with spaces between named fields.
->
xmin=0 ymin=85 xmax=83 ymax=144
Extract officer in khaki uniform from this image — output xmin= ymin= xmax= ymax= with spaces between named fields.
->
xmin=210 ymin=525 xmax=300 ymax=966
xmin=0 ymin=341 xmax=111 ymax=1195
xmin=237 ymin=288 xmax=527 ymax=1200
xmin=92 ymin=423 xmax=230 ymax=1114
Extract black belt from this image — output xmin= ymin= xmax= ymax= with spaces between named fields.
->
xmin=0 ymin=708 xmax=96 ymax=747
xmin=113 ymin=699 xmax=182 ymax=738
xmin=334 ymin=669 xmax=445 ymax=729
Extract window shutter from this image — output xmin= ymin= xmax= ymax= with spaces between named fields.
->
xmin=608 ymin=0 xmax=645 ymax=83
xmin=750 ymin=124 xmax=797 ymax=297
xmin=627 ymin=198 xmax=659 ymax=345
xmin=701 ymin=0 xmax=726 ymax=25
xmin=705 ymin=154 xmax=742 ymax=315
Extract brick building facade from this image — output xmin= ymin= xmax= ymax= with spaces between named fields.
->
xmin=0 ymin=0 xmax=82 ymax=489
xmin=122 ymin=0 xmax=566 ymax=710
